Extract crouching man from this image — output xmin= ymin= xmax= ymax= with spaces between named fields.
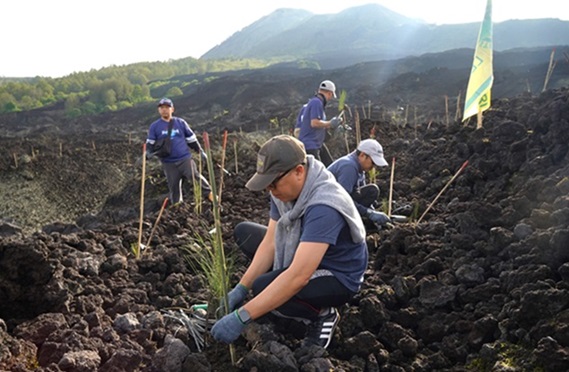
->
xmin=211 ymin=135 xmax=368 ymax=349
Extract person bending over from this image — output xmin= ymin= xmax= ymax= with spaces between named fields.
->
xmin=211 ymin=135 xmax=368 ymax=349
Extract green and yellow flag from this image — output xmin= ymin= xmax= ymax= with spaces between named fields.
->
xmin=463 ymin=0 xmax=493 ymax=125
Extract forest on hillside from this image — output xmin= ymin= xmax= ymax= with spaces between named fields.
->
xmin=0 ymin=57 xmax=283 ymax=117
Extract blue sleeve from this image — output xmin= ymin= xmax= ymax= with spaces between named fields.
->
xmin=147 ymin=121 xmax=159 ymax=143
xmin=179 ymin=118 xmax=201 ymax=152
xmin=307 ymin=99 xmax=324 ymax=121
xmin=180 ymin=118 xmax=194 ymax=138
xmin=300 ymin=205 xmax=344 ymax=245
xmin=270 ymin=198 xmax=280 ymax=221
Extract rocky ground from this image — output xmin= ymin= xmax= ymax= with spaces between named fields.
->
xmin=1 ymin=84 xmax=569 ymax=371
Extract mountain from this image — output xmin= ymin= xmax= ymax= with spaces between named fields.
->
xmin=201 ymin=4 xmax=569 ymax=69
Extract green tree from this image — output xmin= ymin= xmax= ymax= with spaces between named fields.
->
xmin=64 ymin=93 xmax=81 ymax=114
xmin=167 ymin=86 xmax=183 ymax=97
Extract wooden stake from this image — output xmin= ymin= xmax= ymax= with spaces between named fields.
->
xmin=444 ymin=95 xmax=449 ymax=126
xmin=416 ymin=161 xmax=468 ymax=225
xmin=388 ymin=157 xmax=395 ymax=217
xmin=542 ymin=48 xmax=556 ymax=92
xmin=218 ymin=130 xmax=228 ymax=204
xmin=233 ymin=139 xmax=239 ymax=174
xmin=355 ymin=111 xmax=361 ymax=146
xmin=136 ymin=143 xmax=147 ymax=259
xmin=144 ymin=197 xmax=168 ymax=251
xmin=455 ymin=92 xmax=462 ymax=122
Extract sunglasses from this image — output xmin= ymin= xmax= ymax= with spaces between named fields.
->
xmin=267 ymin=163 xmax=303 ymax=190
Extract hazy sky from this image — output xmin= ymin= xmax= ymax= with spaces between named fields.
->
xmin=2 ymin=0 xmax=567 ymax=78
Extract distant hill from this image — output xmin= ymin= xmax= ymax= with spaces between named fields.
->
xmin=201 ymin=4 xmax=569 ymax=69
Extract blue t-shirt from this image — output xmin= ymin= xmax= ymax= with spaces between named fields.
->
xmin=270 ymin=200 xmax=368 ymax=293
xmin=298 ymin=95 xmax=327 ymax=150
xmin=146 ymin=117 xmax=198 ymax=163
xmin=295 ymin=104 xmax=307 ymax=130
xmin=327 ymin=152 xmax=368 ymax=215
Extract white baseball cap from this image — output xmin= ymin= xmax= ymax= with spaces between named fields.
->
xmin=319 ymin=80 xmax=337 ymax=98
xmin=357 ymin=139 xmax=388 ymax=167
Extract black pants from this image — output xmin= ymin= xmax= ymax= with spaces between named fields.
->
xmin=234 ymin=221 xmax=354 ymax=320
xmin=353 ymin=184 xmax=380 ymax=209
xmin=162 ymin=157 xmax=211 ymax=204
xmin=306 ymin=145 xmax=333 ymax=167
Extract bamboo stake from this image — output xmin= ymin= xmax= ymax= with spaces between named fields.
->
xmin=476 ymin=110 xmax=483 ymax=130
xmin=233 ymin=139 xmax=239 ymax=174
xmin=455 ymin=92 xmax=462 ymax=122
xmin=355 ymin=111 xmax=361 ymax=146
xmin=414 ymin=106 xmax=417 ymax=129
xmin=136 ymin=143 xmax=147 ymax=259
xmin=444 ymin=95 xmax=449 ymax=126
xmin=191 ymin=161 xmax=201 ymax=215
xmin=416 ymin=160 xmax=469 ymax=225
xmin=13 ymin=153 xmax=18 ymax=168
xmin=388 ymin=157 xmax=395 ymax=217
xmin=542 ymin=48 xmax=556 ymax=92
xmin=218 ymin=130 xmax=228 ymax=204
xmin=143 ymin=197 xmax=168 ymax=251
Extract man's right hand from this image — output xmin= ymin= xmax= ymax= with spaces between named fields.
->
xmin=145 ymin=149 xmax=155 ymax=160
xmin=217 ymin=283 xmax=248 ymax=316
xmin=329 ymin=117 xmax=342 ymax=129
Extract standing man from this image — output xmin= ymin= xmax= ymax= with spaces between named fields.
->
xmin=211 ymin=135 xmax=368 ymax=349
xmin=328 ymin=139 xmax=391 ymax=229
xmin=297 ymin=80 xmax=343 ymax=166
xmin=146 ymin=98 xmax=212 ymax=204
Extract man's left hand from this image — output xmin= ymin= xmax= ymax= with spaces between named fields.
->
xmin=210 ymin=311 xmax=246 ymax=344
xmin=367 ymin=209 xmax=391 ymax=226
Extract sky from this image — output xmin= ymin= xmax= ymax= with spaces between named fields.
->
xmin=2 ymin=0 xmax=567 ymax=78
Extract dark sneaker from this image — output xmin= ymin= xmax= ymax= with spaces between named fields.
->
xmin=302 ymin=307 xmax=340 ymax=349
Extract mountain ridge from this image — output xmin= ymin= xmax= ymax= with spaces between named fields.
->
xmin=201 ymin=4 xmax=569 ymax=69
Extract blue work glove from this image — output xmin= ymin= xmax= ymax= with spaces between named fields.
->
xmin=211 ymin=310 xmax=246 ymax=344
xmin=218 ymin=284 xmax=248 ymax=315
xmin=366 ymin=209 xmax=391 ymax=226
xmin=329 ymin=117 xmax=342 ymax=129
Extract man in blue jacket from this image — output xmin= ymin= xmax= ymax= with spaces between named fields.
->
xmin=146 ymin=98 xmax=212 ymax=204
xmin=328 ymin=139 xmax=391 ymax=229
xmin=297 ymin=80 xmax=343 ymax=166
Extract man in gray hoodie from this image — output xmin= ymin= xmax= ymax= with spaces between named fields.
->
xmin=211 ymin=135 xmax=368 ymax=349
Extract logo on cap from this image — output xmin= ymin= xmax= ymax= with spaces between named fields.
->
xmin=158 ymin=98 xmax=173 ymax=107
